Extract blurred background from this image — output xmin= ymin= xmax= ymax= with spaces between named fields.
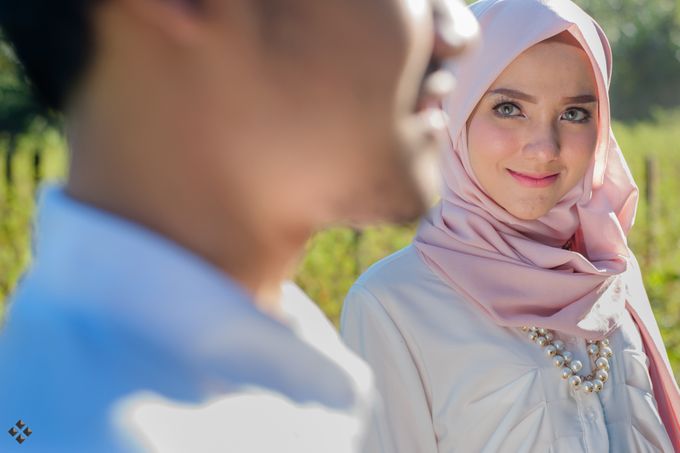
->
xmin=1 ymin=0 xmax=680 ymax=376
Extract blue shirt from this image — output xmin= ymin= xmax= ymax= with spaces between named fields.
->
xmin=0 ymin=187 xmax=375 ymax=452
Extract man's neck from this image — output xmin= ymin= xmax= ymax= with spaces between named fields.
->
xmin=65 ymin=143 xmax=313 ymax=315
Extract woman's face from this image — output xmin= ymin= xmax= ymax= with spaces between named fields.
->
xmin=467 ymin=37 xmax=599 ymax=220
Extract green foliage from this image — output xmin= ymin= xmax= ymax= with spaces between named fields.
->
xmin=580 ymin=0 xmax=680 ymax=120
xmin=612 ymin=110 xmax=680 ymax=367
xmin=294 ymin=226 xmax=416 ymax=324
xmin=0 ymin=36 xmax=55 ymax=135
xmin=0 ymin=130 xmax=67 ymax=323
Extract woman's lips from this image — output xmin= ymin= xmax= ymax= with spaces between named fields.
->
xmin=507 ymin=169 xmax=560 ymax=188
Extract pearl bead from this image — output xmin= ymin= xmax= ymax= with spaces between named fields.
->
xmin=568 ymin=375 xmax=582 ymax=389
xmin=522 ymin=327 xmax=613 ymax=396
xmin=553 ymin=355 xmax=565 ymax=368
xmin=570 ymin=360 xmax=583 ymax=373
xmin=552 ymin=340 xmax=565 ymax=352
xmin=592 ymin=379 xmax=604 ymax=392
xmin=599 ymin=347 xmax=613 ymax=358
xmin=596 ymin=357 xmax=610 ymax=371
xmin=596 ymin=369 xmax=609 ymax=383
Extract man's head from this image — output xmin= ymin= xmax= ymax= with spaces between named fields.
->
xmin=1 ymin=0 xmax=476 ymax=230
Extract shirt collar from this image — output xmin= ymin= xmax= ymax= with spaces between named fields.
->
xmin=24 ymin=185 xmax=291 ymax=361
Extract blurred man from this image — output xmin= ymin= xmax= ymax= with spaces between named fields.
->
xmin=0 ymin=0 xmax=476 ymax=451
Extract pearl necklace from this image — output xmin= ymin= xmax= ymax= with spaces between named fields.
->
xmin=522 ymin=326 xmax=613 ymax=393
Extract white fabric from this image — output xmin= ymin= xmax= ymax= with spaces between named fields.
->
xmin=0 ymin=187 xmax=376 ymax=452
xmin=118 ymin=283 xmax=377 ymax=453
xmin=341 ymin=245 xmax=673 ymax=453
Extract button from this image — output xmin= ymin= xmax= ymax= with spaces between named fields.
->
xmin=587 ymin=411 xmax=597 ymax=422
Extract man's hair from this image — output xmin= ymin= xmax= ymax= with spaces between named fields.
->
xmin=0 ymin=0 xmax=101 ymax=111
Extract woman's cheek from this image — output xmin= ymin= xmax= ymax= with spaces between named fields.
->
xmin=564 ymin=129 xmax=598 ymax=175
xmin=470 ymin=115 xmax=520 ymax=167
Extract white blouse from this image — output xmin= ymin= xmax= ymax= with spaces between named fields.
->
xmin=341 ymin=245 xmax=673 ymax=453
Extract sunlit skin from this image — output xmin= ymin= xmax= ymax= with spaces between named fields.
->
xmin=467 ymin=33 xmax=599 ymax=221
xmin=65 ymin=0 xmax=475 ymax=310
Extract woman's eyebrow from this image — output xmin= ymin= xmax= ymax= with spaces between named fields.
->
xmin=562 ymin=94 xmax=597 ymax=103
xmin=487 ymin=88 xmax=537 ymax=103
xmin=487 ymin=88 xmax=598 ymax=105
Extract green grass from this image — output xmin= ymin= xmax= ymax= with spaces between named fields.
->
xmin=613 ymin=109 xmax=680 ymax=369
xmin=0 ymin=130 xmax=67 ymax=316
xmin=1 ymin=113 xmax=680 ymax=378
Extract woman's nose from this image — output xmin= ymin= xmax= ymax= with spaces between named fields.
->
xmin=522 ymin=123 xmax=561 ymax=161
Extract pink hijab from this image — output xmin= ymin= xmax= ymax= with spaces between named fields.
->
xmin=414 ymin=0 xmax=680 ymax=445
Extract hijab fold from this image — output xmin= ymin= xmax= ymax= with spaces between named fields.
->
xmin=413 ymin=0 xmax=680 ymax=446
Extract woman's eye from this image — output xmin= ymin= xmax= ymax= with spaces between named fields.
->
xmin=562 ymin=108 xmax=591 ymax=122
xmin=493 ymin=102 xmax=521 ymax=117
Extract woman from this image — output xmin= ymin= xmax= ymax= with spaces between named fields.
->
xmin=340 ymin=0 xmax=680 ymax=451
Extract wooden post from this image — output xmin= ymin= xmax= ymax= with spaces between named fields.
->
xmin=32 ymin=147 xmax=42 ymax=195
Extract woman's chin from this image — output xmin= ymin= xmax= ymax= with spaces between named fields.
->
xmin=504 ymin=202 xmax=553 ymax=221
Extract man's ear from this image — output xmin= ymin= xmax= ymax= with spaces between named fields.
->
xmin=114 ymin=0 xmax=207 ymax=46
